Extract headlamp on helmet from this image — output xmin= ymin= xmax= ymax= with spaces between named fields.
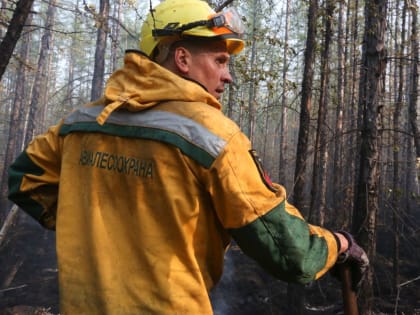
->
xmin=152 ymin=7 xmax=245 ymax=38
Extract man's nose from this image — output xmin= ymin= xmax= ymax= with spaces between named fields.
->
xmin=222 ymin=69 xmax=233 ymax=84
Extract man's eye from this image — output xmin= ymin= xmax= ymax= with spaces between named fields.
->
xmin=217 ymin=58 xmax=228 ymax=64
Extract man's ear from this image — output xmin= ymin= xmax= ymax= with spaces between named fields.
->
xmin=173 ymin=47 xmax=191 ymax=75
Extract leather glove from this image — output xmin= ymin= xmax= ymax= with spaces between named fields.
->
xmin=333 ymin=231 xmax=369 ymax=291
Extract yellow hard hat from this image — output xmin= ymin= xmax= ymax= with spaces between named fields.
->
xmin=140 ymin=0 xmax=245 ymax=58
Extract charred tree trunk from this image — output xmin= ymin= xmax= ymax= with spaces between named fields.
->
xmin=0 ymin=0 xmax=35 ymax=81
xmin=391 ymin=0 xmax=407 ymax=294
xmin=408 ymin=1 xmax=419 ymax=160
xmin=24 ymin=0 xmax=56 ymax=145
xmin=278 ymin=0 xmax=291 ymax=182
xmin=333 ymin=0 xmax=346 ymax=224
xmin=0 ymin=11 xmax=33 ymax=223
xmin=353 ymin=0 xmax=387 ymax=312
xmin=342 ymin=0 xmax=361 ymax=226
xmin=90 ymin=0 xmax=110 ymax=101
xmin=293 ymin=0 xmax=318 ymax=215
xmin=226 ymin=59 xmax=237 ymax=120
xmin=110 ymin=0 xmax=122 ymax=73
xmin=37 ymin=23 xmax=56 ymax=134
xmin=309 ymin=0 xmax=335 ymax=225
xmin=262 ymin=47 xmax=276 ymax=166
xmin=407 ymin=1 xmax=420 ymax=212
xmin=246 ymin=0 xmax=258 ymax=142
xmin=289 ymin=0 xmax=319 ymax=313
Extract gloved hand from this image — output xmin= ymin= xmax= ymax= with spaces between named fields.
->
xmin=332 ymin=231 xmax=369 ymax=291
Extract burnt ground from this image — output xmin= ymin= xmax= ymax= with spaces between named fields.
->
xmin=1 ymin=213 xmax=419 ymax=315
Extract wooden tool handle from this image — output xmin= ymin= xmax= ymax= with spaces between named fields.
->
xmin=339 ymin=264 xmax=359 ymax=315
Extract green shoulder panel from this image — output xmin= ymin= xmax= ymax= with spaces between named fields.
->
xmin=228 ymin=201 xmax=328 ymax=284
xmin=8 ymin=151 xmax=45 ymax=221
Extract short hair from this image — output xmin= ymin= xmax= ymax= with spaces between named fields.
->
xmin=153 ymin=38 xmax=228 ymax=64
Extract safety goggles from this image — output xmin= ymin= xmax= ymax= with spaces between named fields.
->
xmin=152 ymin=7 xmax=245 ymax=37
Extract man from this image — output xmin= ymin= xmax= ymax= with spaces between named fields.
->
xmin=8 ymin=0 xmax=368 ymax=314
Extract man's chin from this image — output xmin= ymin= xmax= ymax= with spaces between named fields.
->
xmin=214 ymin=91 xmax=223 ymax=100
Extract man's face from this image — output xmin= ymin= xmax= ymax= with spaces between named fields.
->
xmin=186 ymin=41 xmax=233 ymax=100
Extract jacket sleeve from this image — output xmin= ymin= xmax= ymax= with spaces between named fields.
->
xmin=8 ymin=123 xmax=63 ymax=230
xmin=207 ymin=131 xmax=339 ymax=284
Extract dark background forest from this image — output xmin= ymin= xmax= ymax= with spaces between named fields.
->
xmin=0 ymin=0 xmax=419 ymax=314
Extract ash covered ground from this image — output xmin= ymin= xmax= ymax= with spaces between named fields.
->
xmin=1 ymin=214 xmax=419 ymax=315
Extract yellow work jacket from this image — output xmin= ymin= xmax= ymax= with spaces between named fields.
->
xmin=8 ymin=50 xmax=339 ymax=314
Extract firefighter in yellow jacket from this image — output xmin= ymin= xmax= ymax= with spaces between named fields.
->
xmin=8 ymin=0 xmax=369 ymax=313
